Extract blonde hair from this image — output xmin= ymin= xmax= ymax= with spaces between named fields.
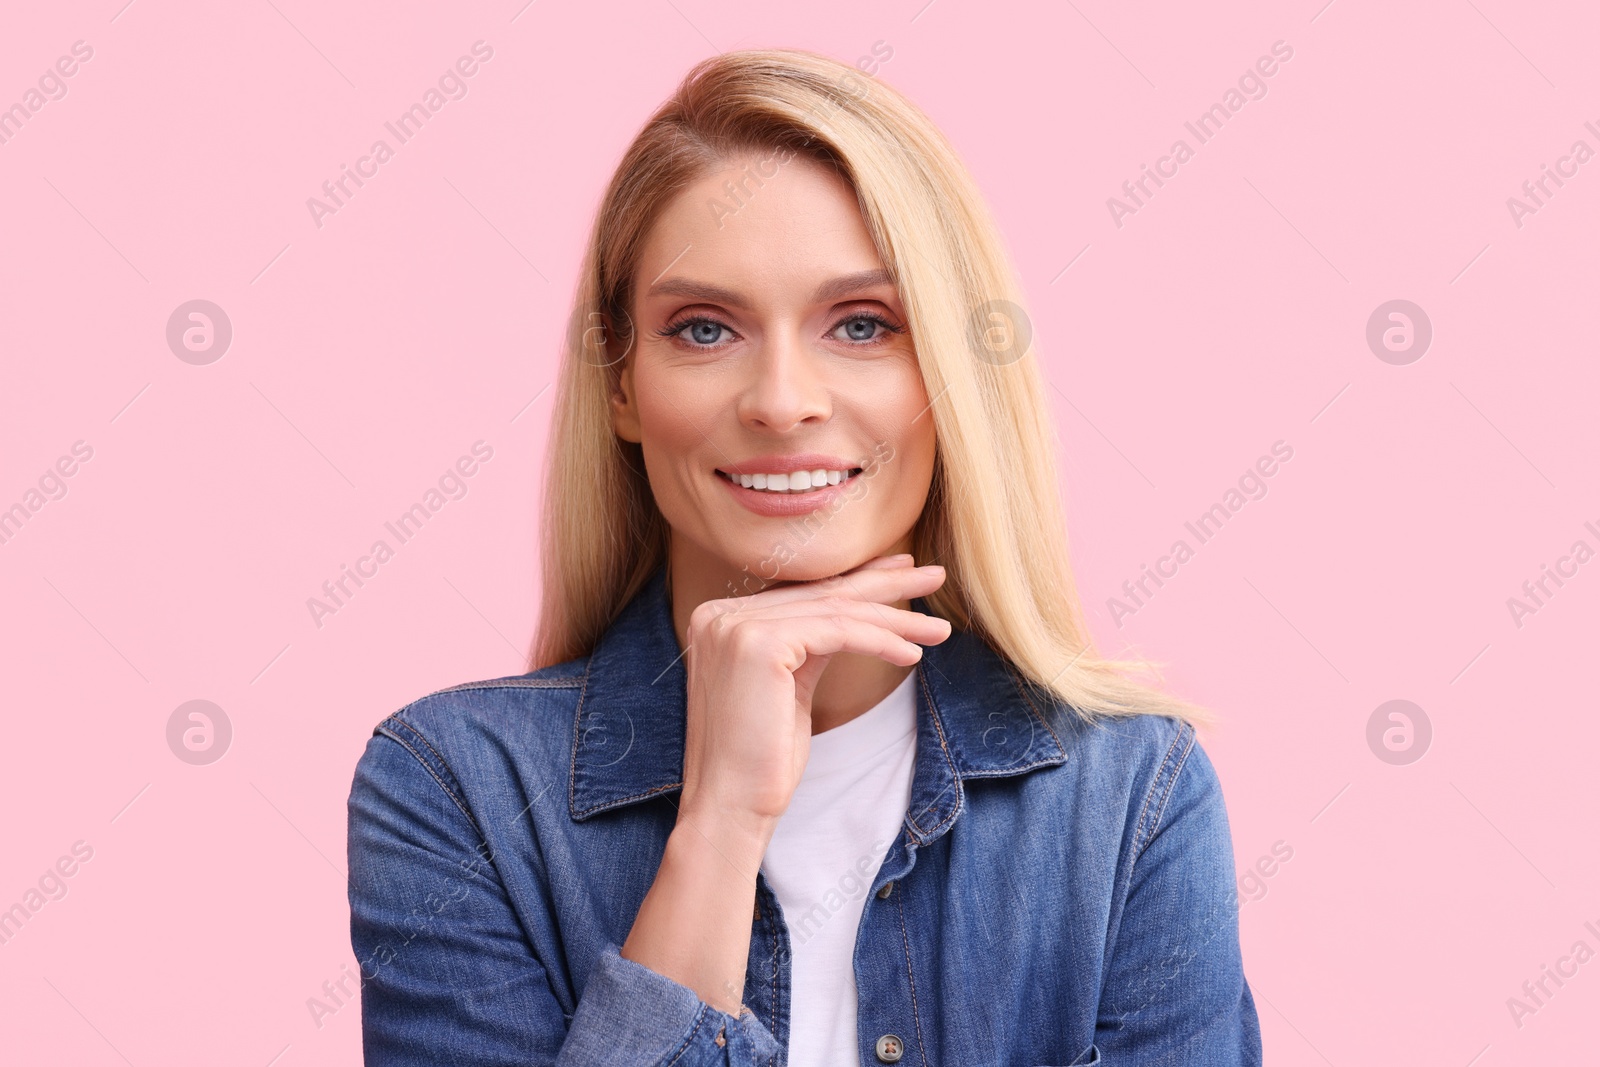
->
xmin=532 ymin=48 xmax=1213 ymax=729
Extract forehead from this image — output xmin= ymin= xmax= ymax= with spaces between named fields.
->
xmin=635 ymin=154 xmax=887 ymax=300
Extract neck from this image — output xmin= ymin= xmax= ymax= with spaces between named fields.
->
xmin=665 ymin=536 xmax=918 ymax=735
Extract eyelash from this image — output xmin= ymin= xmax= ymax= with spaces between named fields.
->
xmin=654 ymin=310 xmax=906 ymax=349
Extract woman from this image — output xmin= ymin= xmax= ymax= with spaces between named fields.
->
xmin=347 ymin=48 xmax=1262 ymax=1066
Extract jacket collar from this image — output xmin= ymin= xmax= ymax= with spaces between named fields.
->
xmin=568 ymin=565 xmax=1070 ymax=841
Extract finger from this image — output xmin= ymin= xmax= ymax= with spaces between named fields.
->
xmin=742 ymin=562 xmax=946 ymax=610
xmin=783 ymin=612 xmax=930 ymax=668
xmin=811 ymin=564 xmax=945 ymax=614
xmin=744 ymin=596 xmax=953 ymax=646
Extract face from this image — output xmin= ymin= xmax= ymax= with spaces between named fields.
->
xmin=610 ymin=151 xmax=937 ymax=596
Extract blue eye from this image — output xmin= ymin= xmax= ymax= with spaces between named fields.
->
xmin=684 ymin=320 xmax=727 ymax=345
xmin=654 ymin=310 xmax=906 ymax=349
xmin=656 ymin=315 xmax=733 ymax=348
xmin=833 ymin=314 xmax=896 ymax=343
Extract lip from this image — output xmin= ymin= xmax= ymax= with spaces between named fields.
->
xmin=714 ymin=456 xmax=866 ymax=517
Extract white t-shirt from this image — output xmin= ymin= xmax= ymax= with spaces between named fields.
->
xmin=759 ymin=670 xmax=919 ymax=1067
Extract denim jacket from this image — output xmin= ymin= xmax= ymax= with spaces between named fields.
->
xmin=347 ymin=565 xmax=1262 ymax=1065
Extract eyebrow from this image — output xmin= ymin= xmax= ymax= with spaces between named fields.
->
xmin=643 ymin=268 xmax=896 ymax=307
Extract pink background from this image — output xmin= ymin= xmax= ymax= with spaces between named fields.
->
xmin=2 ymin=0 xmax=1596 ymax=1062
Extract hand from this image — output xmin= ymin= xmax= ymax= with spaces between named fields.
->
xmin=676 ymin=554 xmax=951 ymax=840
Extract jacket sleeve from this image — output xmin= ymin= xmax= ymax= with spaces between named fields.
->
xmin=1091 ymin=722 xmax=1263 ymax=1065
xmin=346 ymin=726 xmax=782 ymax=1066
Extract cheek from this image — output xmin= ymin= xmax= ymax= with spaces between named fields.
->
xmin=633 ymin=365 xmax=710 ymax=453
xmin=858 ymin=374 xmax=937 ymax=518
xmin=889 ymin=369 xmax=938 ymax=481
xmin=632 ymin=374 xmax=718 ymax=506
xmin=899 ymin=423 xmax=938 ymax=515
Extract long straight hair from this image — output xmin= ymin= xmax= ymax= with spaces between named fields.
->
xmin=532 ymin=48 xmax=1212 ymax=728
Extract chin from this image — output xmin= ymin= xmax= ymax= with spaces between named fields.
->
xmin=722 ymin=544 xmax=868 ymax=588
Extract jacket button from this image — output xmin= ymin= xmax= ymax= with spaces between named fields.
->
xmin=874 ymin=1033 xmax=904 ymax=1062
xmin=876 ymin=881 xmax=893 ymax=899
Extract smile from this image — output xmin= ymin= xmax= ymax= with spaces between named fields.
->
xmin=715 ymin=467 xmax=863 ymax=494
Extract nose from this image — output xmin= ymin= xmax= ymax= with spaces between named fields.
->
xmin=736 ymin=327 xmax=831 ymax=433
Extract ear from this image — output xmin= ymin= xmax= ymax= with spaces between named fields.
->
xmin=609 ymin=362 xmax=643 ymax=444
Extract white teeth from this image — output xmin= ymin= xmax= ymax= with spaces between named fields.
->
xmin=728 ymin=469 xmax=856 ymax=493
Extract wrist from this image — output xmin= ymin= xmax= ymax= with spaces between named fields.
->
xmin=671 ymin=803 xmax=776 ymax=870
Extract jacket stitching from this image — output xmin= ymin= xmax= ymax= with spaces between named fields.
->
xmin=579 ymin=781 xmax=686 ymax=817
xmin=908 ymin=668 xmax=963 ymax=842
xmin=659 ymin=1004 xmax=710 ymax=1067
xmin=768 ymin=906 xmax=779 ymax=1067
xmin=565 ymin=653 xmax=689 ymax=817
xmin=1128 ymin=724 xmax=1179 ymax=860
xmin=375 ymin=717 xmax=484 ymax=836
xmin=1142 ymin=722 xmax=1196 ymax=855
xmin=568 ymin=652 xmax=597 ymax=820
xmin=894 ymin=874 xmax=930 ymax=1065
xmin=1002 ymin=662 xmax=1069 ymax=761
xmin=433 ymin=677 xmax=583 ymax=693
xmin=1132 ymin=720 xmax=1195 ymax=861
xmin=955 ymin=756 xmax=1067 ymax=780
xmin=1094 ymin=721 xmax=1194 ymax=1035
xmin=406 ymin=723 xmax=478 ymax=813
